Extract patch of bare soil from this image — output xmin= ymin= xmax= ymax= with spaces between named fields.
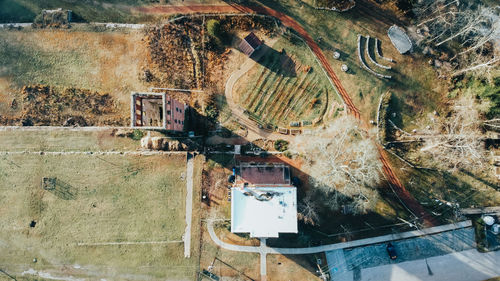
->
xmin=0 ymin=85 xmax=126 ymax=126
xmin=201 ymin=167 xmax=229 ymax=209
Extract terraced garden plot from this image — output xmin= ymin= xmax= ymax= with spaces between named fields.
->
xmin=233 ymin=36 xmax=334 ymax=127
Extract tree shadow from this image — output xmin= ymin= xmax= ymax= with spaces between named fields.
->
xmin=240 ymin=42 xmax=297 ymax=77
xmin=346 ymin=0 xmax=408 ymax=27
xmin=459 ymin=169 xmax=499 ymax=192
xmin=168 ymin=105 xmax=422 ymax=277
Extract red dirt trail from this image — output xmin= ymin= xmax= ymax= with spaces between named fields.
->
xmin=137 ymin=3 xmax=436 ymax=227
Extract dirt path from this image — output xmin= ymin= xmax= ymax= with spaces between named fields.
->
xmin=378 ymin=146 xmax=439 ymax=226
xmin=136 ymin=3 xmax=435 ymax=226
xmin=223 ymin=37 xmax=294 ymax=142
xmin=137 ymin=4 xmax=360 ymax=118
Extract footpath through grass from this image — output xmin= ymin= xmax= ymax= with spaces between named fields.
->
xmin=255 ymin=0 xmax=447 ymax=126
xmin=0 ymin=153 xmax=201 ymax=280
xmin=0 ymin=130 xmax=141 ymax=152
xmin=234 ymin=34 xmax=339 ymax=127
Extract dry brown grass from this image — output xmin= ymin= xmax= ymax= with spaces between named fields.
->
xmin=0 ymin=28 xmax=148 ymax=118
xmin=0 ymin=153 xmax=203 ymax=280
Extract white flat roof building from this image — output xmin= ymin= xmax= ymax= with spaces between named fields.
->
xmin=231 ymin=186 xmax=297 ymax=238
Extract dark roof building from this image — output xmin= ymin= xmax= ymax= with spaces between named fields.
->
xmin=239 ymin=32 xmax=263 ymax=56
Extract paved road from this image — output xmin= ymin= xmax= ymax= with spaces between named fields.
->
xmin=324 ymin=226 xmax=500 ymax=281
xmin=359 ymin=249 xmax=500 ymax=281
xmin=184 ymin=153 xmax=194 ymax=258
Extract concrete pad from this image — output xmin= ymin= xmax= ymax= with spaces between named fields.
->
xmin=360 ymin=249 xmax=500 ymax=281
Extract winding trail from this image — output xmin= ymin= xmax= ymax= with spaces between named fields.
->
xmin=223 ymin=38 xmax=294 ymax=141
xmin=138 ymin=4 xmax=360 ymax=118
xmin=138 ymin=2 xmax=436 ymax=227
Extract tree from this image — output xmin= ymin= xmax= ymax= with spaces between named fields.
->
xmin=292 ymin=116 xmax=382 ymax=215
xmin=413 ymin=1 xmax=500 ymax=78
xmin=206 ymin=19 xmax=222 ymax=41
xmin=420 ymin=93 xmax=489 ymax=170
xmin=274 ymin=139 xmax=289 ymax=152
xmin=297 ymin=192 xmax=320 ymax=226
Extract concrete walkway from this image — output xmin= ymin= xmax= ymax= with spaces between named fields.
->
xmin=207 ymin=221 xmax=473 ymax=280
xmin=260 ymin=238 xmax=267 ymax=280
xmin=183 ymin=153 xmax=194 ymax=258
xmin=208 ymin=220 xmax=471 ymax=255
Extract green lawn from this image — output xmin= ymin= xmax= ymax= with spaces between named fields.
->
xmin=0 ymin=153 xmax=200 ymax=280
xmin=387 ymin=152 xmax=500 ymax=224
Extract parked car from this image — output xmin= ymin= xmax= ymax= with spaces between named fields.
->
xmin=386 ymin=243 xmax=397 ymax=260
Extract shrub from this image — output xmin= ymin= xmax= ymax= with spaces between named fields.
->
xmin=204 ymin=103 xmax=219 ymax=120
xmin=207 ymin=19 xmax=222 ymax=40
xmin=131 ymin=129 xmax=144 ymax=141
xmin=274 ymin=139 xmax=289 ymax=152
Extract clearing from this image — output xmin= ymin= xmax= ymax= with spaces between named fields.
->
xmin=0 ymin=27 xmax=148 ymax=125
xmin=0 ymin=153 xmax=202 ymax=280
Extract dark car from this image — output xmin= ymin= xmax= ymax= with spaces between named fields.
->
xmin=386 ymin=243 xmax=397 ymax=260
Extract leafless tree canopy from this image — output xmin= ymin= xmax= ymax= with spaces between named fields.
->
xmin=413 ymin=0 xmax=500 ymax=77
xmin=420 ymin=94 xmax=489 ymax=170
xmin=297 ymin=192 xmax=321 ymax=226
xmin=293 ymin=116 xmax=382 ymax=215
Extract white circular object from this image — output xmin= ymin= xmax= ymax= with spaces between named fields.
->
xmin=493 ymin=224 xmax=499 ymax=234
xmin=483 ymin=215 xmax=495 ymax=226
xmin=341 ymin=64 xmax=348 ymax=72
xmin=333 ymin=51 xmax=340 ymax=59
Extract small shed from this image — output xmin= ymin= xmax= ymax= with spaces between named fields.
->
xmin=239 ymin=32 xmax=263 ymax=56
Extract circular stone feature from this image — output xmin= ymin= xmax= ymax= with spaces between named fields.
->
xmin=333 ymin=51 xmax=340 ymax=59
xmin=341 ymin=64 xmax=348 ymax=72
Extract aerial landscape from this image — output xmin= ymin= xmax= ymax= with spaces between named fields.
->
xmin=0 ymin=0 xmax=499 ymax=280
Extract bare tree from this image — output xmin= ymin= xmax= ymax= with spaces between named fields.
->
xmin=414 ymin=1 xmax=500 ymax=78
xmin=452 ymin=54 xmax=499 ymax=77
xmin=293 ymin=116 xmax=382 ymax=215
xmin=298 ymin=192 xmax=320 ymax=226
xmin=420 ymin=94 xmax=489 ymax=170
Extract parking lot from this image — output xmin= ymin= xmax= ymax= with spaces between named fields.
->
xmin=326 ymin=227 xmax=478 ymax=281
xmin=343 ymin=227 xmax=475 ymax=270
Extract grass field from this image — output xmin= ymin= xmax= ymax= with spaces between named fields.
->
xmin=388 ymin=153 xmax=500 ymax=224
xmin=0 ymin=130 xmax=143 ymax=152
xmin=0 ymin=0 xmax=157 ymax=23
xmin=0 ymin=28 xmax=147 ymax=119
xmin=0 ymin=0 xmax=223 ymax=24
xmin=0 ymin=153 xmax=202 ymax=280
xmin=254 ymin=0 xmax=448 ymax=127
xmin=234 ymin=34 xmax=339 ymax=127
